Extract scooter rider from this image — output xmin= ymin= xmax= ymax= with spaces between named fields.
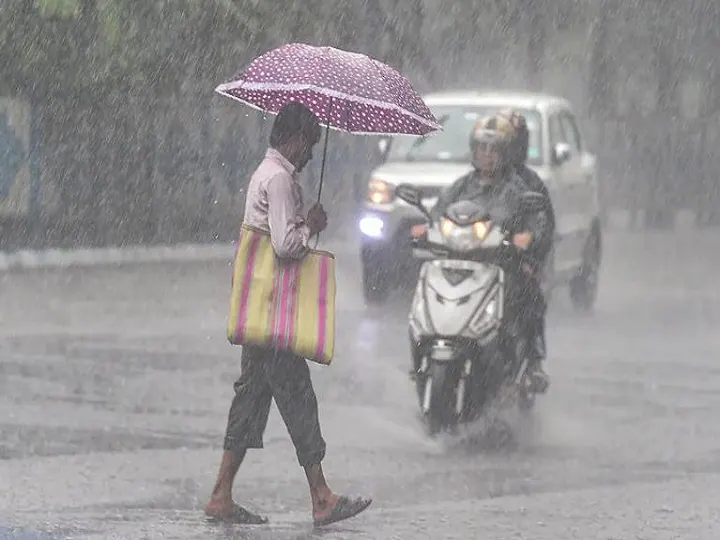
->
xmin=497 ymin=108 xmax=554 ymax=390
xmin=433 ymin=114 xmax=551 ymax=392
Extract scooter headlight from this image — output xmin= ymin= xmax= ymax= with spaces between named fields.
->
xmin=440 ymin=217 xmax=455 ymax=238
xmin=440 ymin=218 xmax=489 ymax=251
xmin=473 ymin=220 xmax=491 ymax=240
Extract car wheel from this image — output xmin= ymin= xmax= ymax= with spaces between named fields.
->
xmin=570 ymin=228 xmax=601 ymax=313
xmin=362 ymin=266 xmax=391 ymax=305
xmin=398 ymin=260 xmax=422 ymax=292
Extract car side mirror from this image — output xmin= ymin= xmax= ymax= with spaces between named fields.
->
xmin=378 ymin=138 xmax=389 ymax=155
xmin=552 ymin=142 xmax=572 ymax=166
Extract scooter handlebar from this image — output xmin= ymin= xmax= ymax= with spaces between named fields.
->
xmin=412 ymin=234 xmax=520 ymax=261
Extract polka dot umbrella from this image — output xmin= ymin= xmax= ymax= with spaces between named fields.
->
xmin=215 ymin=43 xmax=442 ymax=201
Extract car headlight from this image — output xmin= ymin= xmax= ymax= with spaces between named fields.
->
xmin=366 ymin=178 xmax=395 ymax=204
xmin=359 ymin=215 xmax=385 ymax=238
xmin=440 ymin=218 xmax=488 ymax=251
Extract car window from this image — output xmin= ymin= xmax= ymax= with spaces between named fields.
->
xmin=548 ymin=113 xmax=565 ymax=147
xmin=385 ymin=104 xmax=544 ymax=166
xmin=559 ymin=112 xmax=582 ymax=152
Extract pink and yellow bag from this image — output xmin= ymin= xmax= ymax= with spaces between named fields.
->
xmin=227 ymin=224 xmax=336 ymax=365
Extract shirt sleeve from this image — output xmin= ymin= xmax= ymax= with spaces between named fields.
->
xmin=265 ymin=173 xmax=311 ymax=259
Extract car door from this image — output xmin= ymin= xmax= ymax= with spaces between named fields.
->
xmin=546 ymin=111 xmax=581 ymax=274
xmin=558 ymin=111 xmax=593 ymax=261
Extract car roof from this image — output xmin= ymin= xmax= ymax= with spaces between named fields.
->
xmin=422 ymin=89 xmax=571 ymax=113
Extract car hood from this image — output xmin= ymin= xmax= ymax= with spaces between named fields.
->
xmin=372 ymin=161 xmax=553 ymax=188
xmin=529 ymin=164 xmax=552 ymax=184
xmin=370 ymin=161 xmax=473 ymax=187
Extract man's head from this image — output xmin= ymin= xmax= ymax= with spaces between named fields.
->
xmin=270 ymin=102 xmax=322 ymax=172
xmin=469 ymin=114 xmax=516 ymax=179
xmin=497 ymin=108 xmax=529 ymax=167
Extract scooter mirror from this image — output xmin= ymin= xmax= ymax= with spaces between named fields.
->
xmin=395 ymin=183 xmax=423 ymax=207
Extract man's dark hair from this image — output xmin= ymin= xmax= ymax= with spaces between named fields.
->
xmin=269 ymin=102 xmax=319 ymax=148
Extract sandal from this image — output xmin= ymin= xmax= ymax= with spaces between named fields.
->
xmin=206 ymin=503 xmax=268 ymax=525
xmin=314 ymin=495 xmax=372 ymax=527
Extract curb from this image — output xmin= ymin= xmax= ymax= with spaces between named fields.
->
xmin=0 ymin=236 xmax=355 ymax=273
xmin=0 ymin=242 xmax=236 ymax=272
xmin=0 ymin=211 xmax=704 ymax=272
xmin=603 ymin=209 xmax=700 ymax=231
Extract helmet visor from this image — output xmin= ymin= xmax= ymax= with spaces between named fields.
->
xmin=471 ymin=131 xmax=503 ymax=171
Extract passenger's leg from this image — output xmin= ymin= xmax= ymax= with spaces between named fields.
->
xmin=527 ymin=282 xmax=550 ymax=392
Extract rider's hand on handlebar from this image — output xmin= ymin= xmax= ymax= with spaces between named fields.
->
xmin=410 ymin=224 xmax=428 ymax=239
xmin=512 ymin=231 xmax=533 ymax=250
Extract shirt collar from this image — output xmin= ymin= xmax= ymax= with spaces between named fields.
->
xmin=266 ymin=148 xmax=296 ymax=177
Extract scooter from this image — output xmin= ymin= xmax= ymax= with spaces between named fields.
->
xmin=395 ymin=183 xmax=547 ymax=435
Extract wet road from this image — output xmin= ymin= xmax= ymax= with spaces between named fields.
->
xmin=1 ymin=231 xmax=720 ymax=539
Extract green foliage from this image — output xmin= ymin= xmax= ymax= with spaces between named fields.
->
xmin=34 ymin=0 xmax=79 ymax=18
xmin=4 ymin=0 xmax=441 ymax=95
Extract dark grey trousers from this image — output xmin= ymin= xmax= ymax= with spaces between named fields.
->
xmin=223 ymin=344 xmax=327 ymax=467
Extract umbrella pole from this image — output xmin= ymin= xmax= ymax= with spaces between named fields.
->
xmin=317 ymin=96 xmax=335 ymax=203
xmin=312 ymin=123 xmax=330 ymax=250
xmin=313 ymin=99 xmax=333 ymax=249
xmin=317 ymin=121 xmax=331 ymax=203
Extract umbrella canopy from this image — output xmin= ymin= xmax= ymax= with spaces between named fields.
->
xmin=215 ymin=43 xmax=441 ymax=137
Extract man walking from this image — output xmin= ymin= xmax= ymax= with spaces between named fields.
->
xmin=204 ymin=102 xmax=372 ymax=527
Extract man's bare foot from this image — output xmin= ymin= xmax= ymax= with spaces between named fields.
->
xmin=312 ymin=492 xmax=339 ymax=522
xmin=313 ymin=495 xmax=372 ymax=527
xmin=205 ymin=498 xmax=268 ymax=524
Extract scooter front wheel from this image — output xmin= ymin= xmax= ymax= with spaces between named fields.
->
xmin=425 ymin=362 xmax=454 ymax=436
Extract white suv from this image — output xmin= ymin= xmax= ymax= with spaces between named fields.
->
xmin=358 ymin=90 xmax=602 ymax=311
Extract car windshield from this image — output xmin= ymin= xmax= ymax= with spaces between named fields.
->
xmin=385 ymin=105 xmax=544 ymax=166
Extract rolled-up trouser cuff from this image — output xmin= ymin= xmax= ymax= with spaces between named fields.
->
xmin=296 ymin=440 xmax=327 ymax=468
xmin=223 ymin=435 xmax=264 ymax=452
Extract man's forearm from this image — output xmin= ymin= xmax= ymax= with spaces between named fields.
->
xmin=272 ymin=223 xmax=311 ymax=259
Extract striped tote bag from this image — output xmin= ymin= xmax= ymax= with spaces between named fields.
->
xmin=227 ymin=224 xmax=336 ymax=365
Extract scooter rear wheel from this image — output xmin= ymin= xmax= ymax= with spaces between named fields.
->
xmin=518 ymin=390 xmax=536 ymax=411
